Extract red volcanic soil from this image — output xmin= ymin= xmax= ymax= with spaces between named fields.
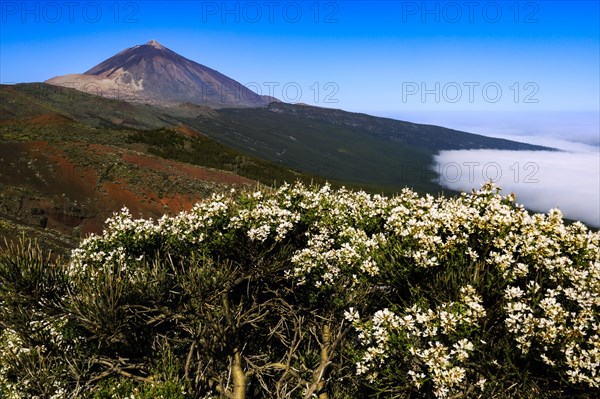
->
xmin=102 ymin=182 xmax=147 ymax=214
xmin=0 ymin=141 xmax=100 ymax=234
xmin=121 ymin=152 xmax=254 ymax=186
xmin=90 ymin=146 xmax=253 ymax=231
xmin=27 ymin=113 xmax=75 ymax=126
xmin=175 ymin=124 xmax=198 ymax=138
xmin=0 ymin=141 xmax=95 ymax=201
xmin=0 ymin=113 xmax=75 ymax=126
xmin=0 ymin=140 xmax=255 ymax=240
xmin=102 ymin=183 xmax=197 ymax=216
xmin=155 ymin=194 xmax=196 ymax=211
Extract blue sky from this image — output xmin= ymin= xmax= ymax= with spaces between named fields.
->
xmin=1 ymin=1 xmax=599 ymax=116
xmin=1 ymin=1 xmax=599 ymax=224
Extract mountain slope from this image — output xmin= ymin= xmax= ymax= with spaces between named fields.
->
xmin=0 ymin=85 xmax=319 ymax=254
xmin=180 ymin=103 xmax=555 ymax=192
xmin=3 ymin=83 xmax=555 ymax=195
xmin=46 ymin=40 xmax=274 ymax=107
xmin=1 ymin=83 xmax=178 ymax=130
xmin=263 ymin=103 xmax=553 ymax=151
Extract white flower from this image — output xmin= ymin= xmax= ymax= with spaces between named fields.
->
xmin=344 ymin=307 xmax=360 ymax=323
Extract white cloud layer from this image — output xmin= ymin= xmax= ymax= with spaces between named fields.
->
xmin=434 ymin=142 xmax=600 ymax=227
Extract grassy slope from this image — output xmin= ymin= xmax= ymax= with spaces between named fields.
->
xmin=183 ymin=108 xmax=438 ymax=193
xmin=1 ymin=83 xmax=176 ymax=129
xmin=181 ymin=104 xmax=554 ymax=194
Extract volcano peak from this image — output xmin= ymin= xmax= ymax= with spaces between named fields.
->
xmin=45 ymin=40 xmax=277 ymax=107
xmin=146 ymin=39 xmax=164 ymax=49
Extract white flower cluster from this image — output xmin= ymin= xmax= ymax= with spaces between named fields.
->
xmin=229 ymin=189 xmax=301 ymax=242
xmin=384 ymin=188 xmax=523 ymax=269
xmin=351 ymin=285 xmax=486 ymax=398
xmin=0 ymin=328 xmax=27 ymax=398
xmin=504 ymin=261 xmax=600 ymax=387
xmin=69 ymin=193 xmax=233 ymax=279
xmin=65 ymin=181 xmax=600 ymax=393
xmin=285 ymin=184 xmax=388 ymax=286
xmin=291 ymin=226 xmax=385 ymax=286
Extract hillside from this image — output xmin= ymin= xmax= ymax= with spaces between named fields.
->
xmin=0 ymin=85 xmax=318 ymax=254
xmin=180 ymin=103 xmax=554 ymax=191
xmin=0 ymin=82 xmax=560 ymax=252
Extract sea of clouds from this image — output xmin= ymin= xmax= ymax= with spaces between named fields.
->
xmin=424 ymin=111 xmax=600 ymax=228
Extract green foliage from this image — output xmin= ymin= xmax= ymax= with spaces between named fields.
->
xmin=0 ymin=183 xmax=598 ymax=398
xmin=127 ymin=127 xmax=330 ymax=188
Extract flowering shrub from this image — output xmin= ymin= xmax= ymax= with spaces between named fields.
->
xmin=350 ymin=285 xmax=487 ymax=397
xmin=1 ymin=182 xmax=598 ymax=398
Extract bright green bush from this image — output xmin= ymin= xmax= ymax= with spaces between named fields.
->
xmin=1 ymin=182 xmax=598 ymax=398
